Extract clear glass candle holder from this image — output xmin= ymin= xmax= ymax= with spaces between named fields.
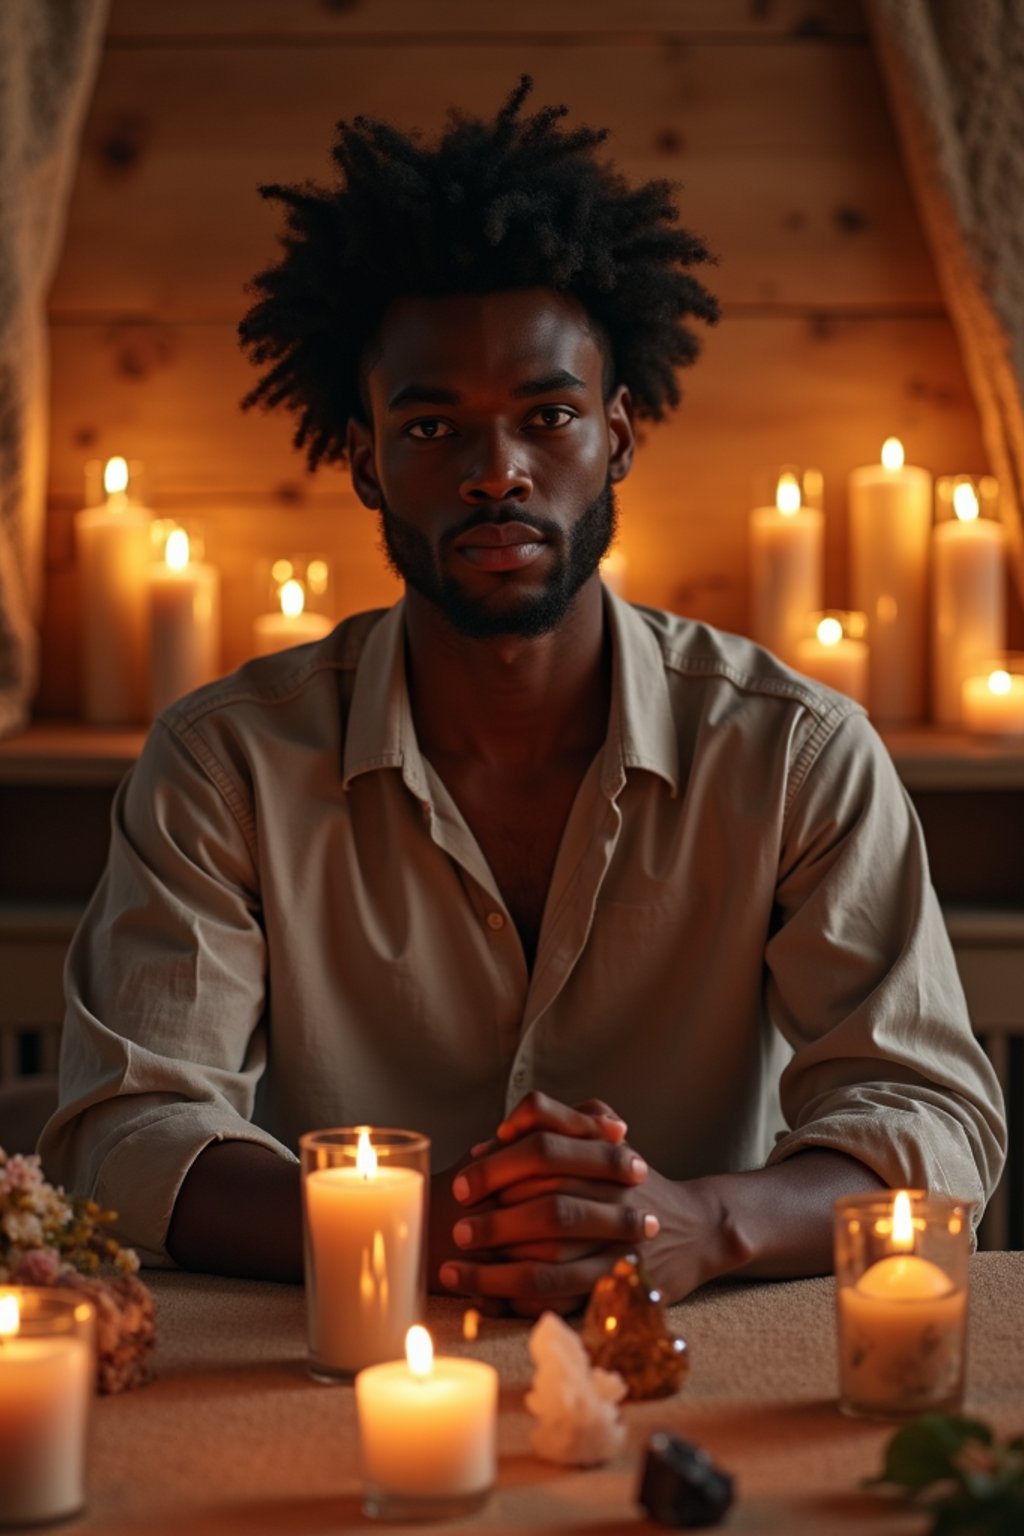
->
xmin=0 ymin=1287 xmax=96 ymax=1529
xmin=834 ymin=1190 xmax=970 ymax=1419
xmin=300 ymin=1127 xmax=430 ymax=1382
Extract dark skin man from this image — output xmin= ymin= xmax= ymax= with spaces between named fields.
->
xmin=168 ymin=286 xmax=885 ymax=1313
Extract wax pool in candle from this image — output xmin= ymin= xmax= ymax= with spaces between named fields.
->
xmin=749 ymin=472 xmax=824 ymax=669
xmin=356 ymin=1325 xmax=497 ymax=1516
xmin=0 ymin=1292 xmax=93 ymax=1528
xmin=837 ymin=1192 xmax=966 ymax=1415
xmin=252 ymin=577 xmax=333 ymax=657
xmin=794 ymin=615 xmax=869 ymax=706
xmin=149 ymin=528 xmax=221 ymax=715
xmin=75 ymin=455 xmax=152 ymax=723
xmin=932 ymin=481 xmax=1006 ymax=725
xmin=849 ymin=438 xmax=932 ymax=722
xmin=961 ymin=669 xmax=1024 ymax=735
xmin=304 ymin=1131 xmax=424 ymax=1376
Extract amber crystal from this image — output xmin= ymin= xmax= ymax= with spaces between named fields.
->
xmin=581 ymin=1254 xmax=688 ymax=1400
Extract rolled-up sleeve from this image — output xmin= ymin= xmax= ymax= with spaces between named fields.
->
xmin=38 ymin=718 xmax=293 ymax=1265
xmin=763 ymin=710 xmax=1007 ymax=1234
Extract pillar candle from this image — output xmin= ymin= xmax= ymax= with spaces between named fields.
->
xmin=252 ymin=576 xmax=333 ymax=657
xmin=849 ymin=438 xmax=932 ymax=722
xmin=0 ymin=1292 xmax=93 ymax=1528
xmin=149 ymin=528 xmax=221 ymax=715
xmin=75 ymin=456 xmax=152 ymax=723
xmin=932 ymin=481 xmax=1006 ymax=725
xmin=356 ymin=1326 xmax=497 ymax=1516
xmin=749 ymin=472 xmax=824 ymax=668
xmin=794 ymin=614 xmax=869 ymax=706
xmin=961 ymin=669 xmax=1024 ymax=735
xmin=304 ymin=1133 xmax=424 ymax=1376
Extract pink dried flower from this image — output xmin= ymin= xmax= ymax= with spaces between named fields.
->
xmin=11 ymin=1246 xmax=61 ymax=1285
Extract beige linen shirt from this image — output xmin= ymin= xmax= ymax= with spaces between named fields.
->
xmin=41 ymin=593 xmax=1006 ymax=1263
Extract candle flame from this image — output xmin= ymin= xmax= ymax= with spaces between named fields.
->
xmin=953 ymin=482 xmax=980 ymax=522
xmin=881 ymin=437 xmax=905 ymax=471
xmin=0 ymin=1293 xmax=19 ymax=1337
xmin=279 ymin=578 xmax=306 ymax=619
xmin=103 ymin=456 xmax=129 ymax=496
xmin=988 ymin=669 xmax=1012 ymax=696
xmin=165 ymin=528 xmax=190 ymax=571
xmin=816 ymin=617 xmax=844 ymax=647
xmin=775 ymin=473 xmax=801 ymax=516
xmin=463 ymin=1308 xmax=480 ymax=1342
xmin=406 ymin=1324 xmax=433 ymax=1380
xmin=891 ymin=1191 xmax=914 ymax=1252
xmin=355 ymin=1129 xmax=377 ymax=1179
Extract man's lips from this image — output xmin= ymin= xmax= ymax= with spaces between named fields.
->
xmin=452 ymin=521 xmax=549 ymax=572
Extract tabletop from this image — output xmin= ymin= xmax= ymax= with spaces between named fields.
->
xmin=33 ymin=1251 xmax=1024 ymax=1535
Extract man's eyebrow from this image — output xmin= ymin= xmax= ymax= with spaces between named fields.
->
xmin=511 ymin=370 xmax=586 ymax=398
xmin=387 ymin=384 xmax=461 ymax=411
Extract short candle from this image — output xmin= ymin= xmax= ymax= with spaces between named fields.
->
xmin=356 ymin=1325 xmax=498 ymax=1521
xmin=961 ymin=667 xmax=1024 ymax=736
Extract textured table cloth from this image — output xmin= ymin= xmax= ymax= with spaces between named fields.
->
xmin=30 ymin=1251 xmax=1024 ymax=1535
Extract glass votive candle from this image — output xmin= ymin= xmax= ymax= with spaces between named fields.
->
xmin=300 ymin=1126 xmax=430 ymax=1381
xmin=794 ymin=610 xmax=869 ymax=707
xmin=834 ymin=1190 xmax=969 ymax=1419
xmin=252 ymin=553 xmax=334 ymax=657
xmin=356 ymin=1325 xmax=498 ymax=1521
xmin=0 ymin=1288 xmax=96 ymax=1529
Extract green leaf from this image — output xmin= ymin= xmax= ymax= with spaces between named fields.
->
xmin=875 ymin=1415 xmax=995 ymax=1495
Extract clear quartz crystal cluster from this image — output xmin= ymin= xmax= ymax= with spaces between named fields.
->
xmin=525 ymin=1311 xmax=627 ymax=1466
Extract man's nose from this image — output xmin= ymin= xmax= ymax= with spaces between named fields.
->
xmin=459 ymin=432 xmax=532 ymax=505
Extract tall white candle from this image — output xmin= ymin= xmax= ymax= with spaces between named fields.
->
xmin=149 ymin=528 xmax=221 ymax=715
xmin=932 ymin=481 xmax=1006 ymax=725
xmin=0 ymin=1292 xmax=93 ymax=1528
xmin=356 ymin=1326 xmax=497 ymax=1515
xmin=795 ymin=614 xmax=869 ymax=706
xmin=749 ymin=472 xmax=824 ymax=668
xmin=849 ymin=438 xmax=932 ymax=722
xmin=75 ymin=456 xmax=152 ymax=723
xmin=961 ymin=669 xmax=1024 ymax=735
xmin=252 ymin=576 xmax=332 ymax=657
xmin=304 ymin=1132 xmax=424 ymax=1376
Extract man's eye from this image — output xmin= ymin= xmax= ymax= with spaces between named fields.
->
xmin=527 ymin=406 xmax=576 ymax=429
xmin=406 ymin=419 xmax=455 ymax=440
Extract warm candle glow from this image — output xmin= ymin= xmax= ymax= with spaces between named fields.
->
xmin=988 ymin=669 xmax=1012 ymax=696
xmin=816 ymin=616 xmax=844 ymax=647
xmin=952 ymin=482 xmax=980 ymax=522
xmin=463 ymin=1308 xmax=480 ymax=1342
xmin=406 ymin=1325 xmax=433 ymax=1380
xmin=881 ymin=437 xmax=905 ymax=471
xmin=271 ymin=558 xmax=293 ymax=585
xmin=165 ymin=528 xmax=190 ymax=571
xmin=775 ymin=473 xmax=802 ymax=516
xmin=0 ymin=1292 xmax=19 ymax=1337
xmin=279 ymin=578 xmax=306 ymax=618
xmin=356 ymin=1128 xmax=378 ymax=1179
xmin=307 ymin=559 xmax=330 ymax=595
xmin=891 ymin=1191 xmax=914 ymax=1252
xmin=103 ymin=456 xmax=129 ymax=497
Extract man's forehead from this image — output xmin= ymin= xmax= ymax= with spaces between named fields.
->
xmin=366 ymin=288 xmax=605 ymax=391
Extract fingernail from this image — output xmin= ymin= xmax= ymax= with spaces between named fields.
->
xmin=440 ymin=1264 xmax=459 ymax=1289
xmin=600 ymin=1112 xmax=627 ymax=1125
xmin=643 ymin=1213 xmax=660 ymax=1238
xmin=453 ymin=1175 xmax=470 ymax=1202
xmin=470 ymin=1142 xmax=488 ymax=1158
xmin=631 ymin=1156 xmax=648 ymax=1179
xmin=453 ymin=1221 xmax=473 ymax=1248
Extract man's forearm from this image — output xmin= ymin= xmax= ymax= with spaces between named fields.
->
xmin=694 ymin=1148 xmax=888 ymax=1286
xmin=166 ymin=1141 xmax=303 ymax=1282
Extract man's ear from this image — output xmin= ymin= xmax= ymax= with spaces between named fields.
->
xmin=606 ymin=385 xmax=635 ymax=484
xmin=346 ymin=417 xmax=382 ymax=509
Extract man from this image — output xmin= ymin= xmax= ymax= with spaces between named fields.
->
xmin=41 ymin=80 xmax=1005 ymax=1314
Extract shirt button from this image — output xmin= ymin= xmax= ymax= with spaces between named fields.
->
xmin=486 ymin=911 xmax=505 ymax=931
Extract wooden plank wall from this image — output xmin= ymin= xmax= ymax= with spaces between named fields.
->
xmin=39 ymin=0 xmax=1022 ymax=715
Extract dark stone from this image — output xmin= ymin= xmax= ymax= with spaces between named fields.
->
xmin=637 ymin=1433 xmax=735 ymax=1528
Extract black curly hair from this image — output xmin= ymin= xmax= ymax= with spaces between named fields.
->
xmin=239 ymin=76 xmax=718 ymax=471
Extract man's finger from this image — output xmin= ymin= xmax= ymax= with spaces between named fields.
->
xmin=452 ymin=1193 xmax=658 ymax=1253
xmin=453 ymin=1132 xmax=647 ymax=1206
xmin=494 ymin=1090 xmax=626 ymax=1146
xmin=439 ymin=1248 xmax=631 ymax=1302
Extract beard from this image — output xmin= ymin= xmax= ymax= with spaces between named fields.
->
xmin=378 ymin=480 xmax=618 ymax=640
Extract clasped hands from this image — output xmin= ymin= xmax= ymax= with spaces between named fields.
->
xmin=430 ymin=1091 xmax=720 ymax=1316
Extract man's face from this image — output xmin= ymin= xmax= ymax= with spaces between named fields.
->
xmin=347 ymin=288 xmax=634 ymax=639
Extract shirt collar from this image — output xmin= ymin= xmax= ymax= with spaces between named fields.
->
xmin=342 ymin=588 xmax=679 ymax=801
